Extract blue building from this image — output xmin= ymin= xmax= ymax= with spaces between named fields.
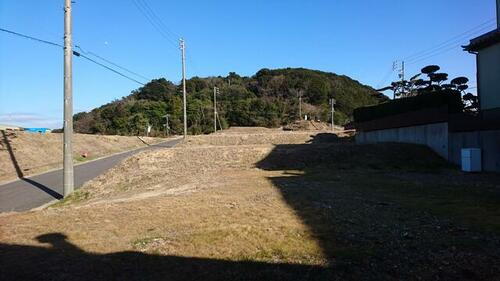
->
xmin=24 ymin=128 xmax=51 ymax=134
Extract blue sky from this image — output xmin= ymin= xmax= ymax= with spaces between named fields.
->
xmin=0 ymin=0 xmax=497 ymax=128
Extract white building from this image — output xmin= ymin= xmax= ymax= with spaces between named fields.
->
xmin=463 ymin=0 xmax=500 ymax=121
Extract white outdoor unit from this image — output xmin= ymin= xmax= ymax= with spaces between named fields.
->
xmin=461 ymin=148 xmax=482 ymax=172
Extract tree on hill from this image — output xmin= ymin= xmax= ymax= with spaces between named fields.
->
xmin=74 ymin=68 xmax=388 ymax=136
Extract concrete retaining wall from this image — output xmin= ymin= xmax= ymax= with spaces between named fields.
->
xmin=356 ymin=122 xmax=449 ymax=159
xmin=356 ymin=123 xmax=500 ymax=172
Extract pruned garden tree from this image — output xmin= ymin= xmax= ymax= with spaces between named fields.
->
xmin=377 ymin=65 xmax=479 ymax=114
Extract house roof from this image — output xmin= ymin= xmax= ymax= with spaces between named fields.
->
xmin=463 ymin=28 xmax=500 ymax=52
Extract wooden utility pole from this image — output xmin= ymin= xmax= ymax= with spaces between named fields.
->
xmin=63 ymin=0 xmax=74 ymax=197
xmin=180 ymin=38 xmax=187 ymax=139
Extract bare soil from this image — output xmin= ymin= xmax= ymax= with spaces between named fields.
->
xmin=1 ymin=130 xmax=500 ymax=280
xmin=0 ymin=131 xmax=163 ymax=183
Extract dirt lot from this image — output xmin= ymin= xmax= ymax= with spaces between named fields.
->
xmin=0 ymin=131 xmax=163 ymax=183
xmin=1 ymin=130 xmax=500 ymax=280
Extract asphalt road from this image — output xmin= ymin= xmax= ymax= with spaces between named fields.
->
xmin=0 ymin=138 xmax=181 ymax=213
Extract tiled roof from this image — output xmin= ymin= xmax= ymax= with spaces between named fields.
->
xmin=463 ymin=28 xmax=500 ymax=52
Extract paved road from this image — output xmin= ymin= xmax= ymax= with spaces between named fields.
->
xmin=0 ymin=138 xmax=181 ymax=213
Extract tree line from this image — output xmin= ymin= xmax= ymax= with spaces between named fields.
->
xmin=74 ymin=68 xmax=388 ymax=136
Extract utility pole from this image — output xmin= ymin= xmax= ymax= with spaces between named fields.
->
xmin=397 ymin=60 xmax=405 ymax=98
xmin=401 ymin=61 xmax=405 ymax=82
xmin=329 ymin=98 xmax=335 ymax=131
xmin=401 ymin=61 xmax=405 ymax=97
xmin=299 ymin=93 xmax=302 ymax=120
xmin=180 ymin=38 xmax=187 ymax=139
xmin=213 ymin=87 xmax=218 ymax=133
xmin=63 ymin=0 xmax=74 ymax=197
xmin=163 ymin=114 xmax=170 ymax=137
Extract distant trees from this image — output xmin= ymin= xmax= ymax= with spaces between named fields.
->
xmin=74 ymin=68 xmax=388 ymax=136
xmin=377 ymin=65 xmax=479 ymax=113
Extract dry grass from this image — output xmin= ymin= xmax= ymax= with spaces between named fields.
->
xmin=1 ymin=130 xmax=500 ymax=280
xmin=180 ymin=131 xmax=317 ymax=147
xmin=0 ymin=131 xmax=163 ymax=183
xmin=213 ymin=126 xmax=281 ymax=134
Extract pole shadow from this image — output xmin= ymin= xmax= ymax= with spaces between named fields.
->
xmin=1 ymin=130 xmax=62 ymax=199
xmin=1 ymin=130 xmax=24 ymax=178
xmin=21 ymin=178 xmax=63 ymax=199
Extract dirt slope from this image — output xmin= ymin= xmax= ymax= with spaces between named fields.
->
xmin=0 ymin=131 xmax=163 ymax=183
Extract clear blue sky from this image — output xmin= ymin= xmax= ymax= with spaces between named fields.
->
xmin=0 ymin=0 xmax=496 ymax=128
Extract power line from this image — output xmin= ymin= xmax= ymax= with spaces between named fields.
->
xmin=75 ymin=45 xmax=151 ymax=81
xmin=403 ymin=18 xmax=496 ymax=61
xmin=131 ymin=0 xmax=178 ymax=49
xmin=406 ymin=43 xmax=463 ymax=66
xmin=137 ymin=0 xmax=180 ymax=39
xmin=74 ymin=52 xmax=146 ymax=85
xmin=406 ymin=24 xmax=496 ymax=64
xmin=0 ymin=27 xmax=63 ymax=48
xmin=376 ymin=66 xmax=395 ymax=88
xmin=0 ymin=27 xmax=147 ymax=85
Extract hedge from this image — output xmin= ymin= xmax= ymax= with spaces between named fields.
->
xmin=353 ymin=92 xmax=462 ymax=123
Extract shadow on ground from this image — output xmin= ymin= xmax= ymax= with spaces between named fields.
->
xmin=1 ymin=133 xmax=499 ymax=280
xmin=255 ymin=133 xmax=500 ymax=280
xmin=1 ymin=130 xmax=62 ymax=199
xmin=0 ymin=233 xmax=334 ymax=281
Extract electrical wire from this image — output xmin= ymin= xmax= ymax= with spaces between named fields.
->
xmin=75 ymin=45 xmax=151 ymax=81
xmin=374 ymin=20 xmax=495 ymax=90
xmin=130 ymin=0 xmax=201 ymax=76
xmin=0 ymin=27 xmax=63 ymax=48
xmin=406 ymin=44 xmax=462 ymax=66
xmin=403 ymin=18 xmax=496 ymax=61
xmin=131 ymin=0 xmax=179 ymax=49
xmin=376 ymin=67 xmax=395 ymax=89
xmin=0 ymin=27 xmax=147 ymax=85
xmin=137 ymin=0 xmax=180 ymax=39
xmin=73 ymin=52 xmax=145 ymax=85
xmin=406 ymin=24 xmax=496 ymax=65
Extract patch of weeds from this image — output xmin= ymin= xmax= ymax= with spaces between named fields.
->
xmin=132 ymin=236 xmax=162 ymax=249
xmin=74 ymin=155 xmax=96 ymax=163
xmin=50 ymin=190 xmax=90 ymax=208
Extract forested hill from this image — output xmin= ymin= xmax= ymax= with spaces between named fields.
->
xmin=74 ymin=68 xmax=388 ymax=135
